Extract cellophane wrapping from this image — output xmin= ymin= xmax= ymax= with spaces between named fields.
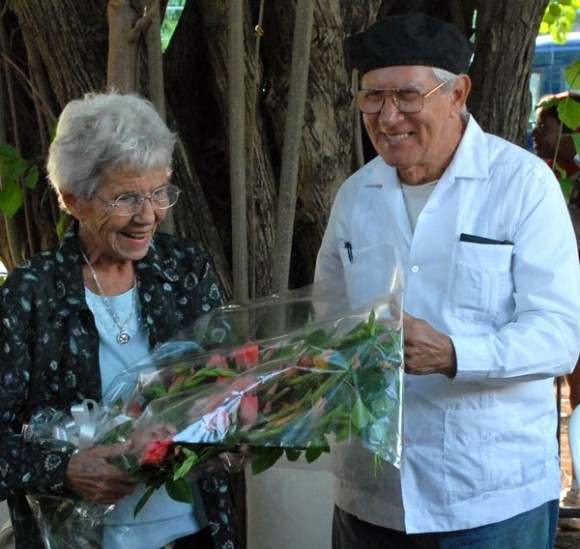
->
xmin=26 ymin=244 xmax=404 ymax=548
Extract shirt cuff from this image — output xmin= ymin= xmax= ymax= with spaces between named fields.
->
xmin=449 ymin=333 xmax=493 ymax=381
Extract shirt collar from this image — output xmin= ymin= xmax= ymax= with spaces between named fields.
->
xmin=445 ymin=115 xmax=490 ymax=180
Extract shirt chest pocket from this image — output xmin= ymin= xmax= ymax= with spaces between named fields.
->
xmin=446 ymin=241 xmax=514 ymax=324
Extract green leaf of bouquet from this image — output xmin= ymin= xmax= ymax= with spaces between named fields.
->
xmin=173 ymin=454 xmax=197 ymax=481
xmin=166 ymin=477 xmax=194 ymax=504
xmin=285 ymin=448 xmax=301 ymax=462
xmin=304 ymin=328 xmax=332 ymax=348
xmin=557 ymin=97 xmax=580 ymax=134
xmin=305 ymin=446 xmax=323 ymax=463
xmin=251 ymin=447 xmax=283 ymax=474
xmin=352 ymin=395 xmax=371 ymax=430
xmin=143 ymin=383 xmax=167 ymax=401
xmin=181 ymin=446 xmax=196 ymax=457
xmin=133 ymin=485 xmax=157 ymax=517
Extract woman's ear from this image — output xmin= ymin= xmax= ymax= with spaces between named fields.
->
xmin=60 ymin=192 xmax=85 ymax=220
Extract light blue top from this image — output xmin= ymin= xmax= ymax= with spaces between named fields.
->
xmin=85 ymin=286 xmax=207 ymax=549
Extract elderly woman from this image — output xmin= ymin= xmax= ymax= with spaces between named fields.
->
xmin=0 ymin=93 xmax=234 ymax=548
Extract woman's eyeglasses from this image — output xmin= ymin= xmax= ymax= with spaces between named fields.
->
xmin=95 ymin=184 xmax=181 ymax=216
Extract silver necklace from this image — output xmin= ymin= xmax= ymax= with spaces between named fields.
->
xmin=80 ymin=248 xmax=137 ymax=345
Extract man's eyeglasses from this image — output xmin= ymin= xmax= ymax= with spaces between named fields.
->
xmin=355 ymin=81 xmax=447 ymax=115
xmin=95 ymin=184 xmax=181 ymax=216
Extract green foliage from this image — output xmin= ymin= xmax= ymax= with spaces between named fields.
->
xmin=161 ymin=0 xmax=185 ymax=51
xmin=0 ymin=144 xmax=39 ymax=217
xmin=539 ymin=0 xmax=580 ymax=43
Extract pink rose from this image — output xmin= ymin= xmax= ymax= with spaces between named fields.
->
xmin=230 ymin=343 xmax=260 ymax=370
xmin=239 ymin=394 xmax=259 ymax=427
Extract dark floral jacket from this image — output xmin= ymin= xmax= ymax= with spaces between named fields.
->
xmin=0 ymin=226 xmax=235 ymax=549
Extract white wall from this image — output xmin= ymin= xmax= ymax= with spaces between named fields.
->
xmin=246 ymin=454 xmax=334 ymax=549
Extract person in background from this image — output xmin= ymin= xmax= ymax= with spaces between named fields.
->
xmin=0 ymin=92 xmax=234 ymax=549
xmin=316 ymin=13 xmax=580 ymax=549
xmin=534 ymin=91 xmax=580 ymax=507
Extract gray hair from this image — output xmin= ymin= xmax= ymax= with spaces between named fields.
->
xmin=47 ymin=92 xmax=175 ymax=201
xmin=431 ymin=67 xmax=469 ymax=122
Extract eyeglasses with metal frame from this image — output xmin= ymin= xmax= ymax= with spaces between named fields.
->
xmin=355 ymin=81 xmax=447 ymax=115
xmin=95 ymin=184 xmax=181 ymax=216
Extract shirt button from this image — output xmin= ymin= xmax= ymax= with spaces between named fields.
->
xmin=411 ymin=265 xmax=420 ymax=273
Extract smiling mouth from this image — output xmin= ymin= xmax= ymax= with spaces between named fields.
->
xmin=382 ymin=132 xmax=413 ymax=143
xmin=120 ymin=231 xmax=149 ymax=240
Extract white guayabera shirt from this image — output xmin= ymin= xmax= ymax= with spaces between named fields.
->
xmin=315 ymin=116 xmax=580 ymax=533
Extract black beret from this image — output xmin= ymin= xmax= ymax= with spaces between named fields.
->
xmin=344 ymin=13 xmax=473 ymax=76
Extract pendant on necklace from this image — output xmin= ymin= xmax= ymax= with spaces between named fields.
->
xmin=116 ymin=331 xmax=131 ymax=345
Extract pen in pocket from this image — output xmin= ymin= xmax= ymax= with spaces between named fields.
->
xmin=344 ymin=241 xmax=353 ymax=262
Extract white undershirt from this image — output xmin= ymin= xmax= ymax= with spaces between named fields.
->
xmin=400 ymin=180 xmax=438 ymax=233
xmin=85 ymin=286 xmax=206 ymax=549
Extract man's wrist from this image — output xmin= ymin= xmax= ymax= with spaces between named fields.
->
xmin=444 ymin=337 xmax=457 ymax=378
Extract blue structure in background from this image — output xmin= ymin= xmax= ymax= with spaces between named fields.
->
xmin=532 ymin=32 xmax=580 ymax=101
xmin=526 ymin=32 xmax=580 ymax=148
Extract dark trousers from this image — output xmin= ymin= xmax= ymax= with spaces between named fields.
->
xmin=332 ymin=500 xmax=559 ymax=549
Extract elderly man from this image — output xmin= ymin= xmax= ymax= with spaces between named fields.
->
xmin=316 ymin=13 xmax=580 ymax=549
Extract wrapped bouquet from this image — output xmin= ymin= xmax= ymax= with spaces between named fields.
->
xmin=26 ymin=247 xmax=404 ymax=548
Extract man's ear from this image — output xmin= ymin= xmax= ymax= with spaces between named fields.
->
xmin=60 ymin=191 xmax=85 ymax=220
xmin=450 ymin=74 xmax=471 ymax=114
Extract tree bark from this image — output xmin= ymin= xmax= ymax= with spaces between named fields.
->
xmin=107 ymin=0 xmax=139 ymax=92
xmin=228 ymin=0 xmax=249 ymax=302
xmin=165 ymin=0 xmax=277 ymax=297
xmin=11 ymin=0 xmax=108 ymax=106
xmin=272 ymin=0 xmax=314 ymax=292
xmin=262 ymin=1 xmax=381 ymax=287
xmin=468 ymin=0 xmax=549 ymax=145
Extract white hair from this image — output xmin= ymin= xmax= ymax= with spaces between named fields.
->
xmin=431 ymin=67 xmax=469 ymax=122
xmin=47 ymin=92 xmax=175 ymax=201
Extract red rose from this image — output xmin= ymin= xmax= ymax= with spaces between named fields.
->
xmin=140 ymin=438 xmax=173 ymax=466
xmin=230 ymin=343 xmax=260 ymax=370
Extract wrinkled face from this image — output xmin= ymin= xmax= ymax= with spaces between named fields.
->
xmin=532 ymin=109 xmax=560 ymax=160
xmin=361 ymin=65 xmax=468 ymax=184
xmin=68 ymin=167 xmax=169 ymax=263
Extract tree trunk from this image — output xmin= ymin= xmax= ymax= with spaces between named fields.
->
xmin=228 ymin=0 xmax=249 ymax=302
xmin=107 ymin=0 xmax=139 ymax=92
xmin=261 ymin=1 xmax=381 ymax=287
xmin=468 ymin=0 xmax=549 ymax=145
xmin=165 ymin=0 xmax=278 ymax=297
xmin=272 ymin=0 xmax=315 ymax=292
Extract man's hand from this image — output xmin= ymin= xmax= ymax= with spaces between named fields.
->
xmin=404 ymin=313 xmax=457 ymax=378
xmin=66 ymin=442 xmax=137 ymax=504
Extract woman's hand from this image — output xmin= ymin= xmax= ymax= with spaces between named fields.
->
xmin=130 ymin=422 xmax=176 ymax=454
xmin=66 ymin=442 xmax=137 ymax=504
